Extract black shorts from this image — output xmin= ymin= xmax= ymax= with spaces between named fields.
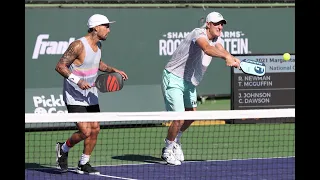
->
xmin=66 ymin=104 xmax=100 ymax=113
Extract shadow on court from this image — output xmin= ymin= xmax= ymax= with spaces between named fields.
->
xmin=112 ymin=154 xmax=163 ymax=163
xmin=111 ymin=154 xmax=206 ymax=165
xmin=25 ymin=163 xmax=54 ymax=170
xmin=25 ymin=163 xmax=66 ymax=174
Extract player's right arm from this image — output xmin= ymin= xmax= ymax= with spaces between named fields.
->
xmin=196 ymin=37 xmax=239 ymax=68
xmin=55 ymin=40 xmax=91 ymax=89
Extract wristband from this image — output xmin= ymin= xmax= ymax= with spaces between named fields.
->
xmin=68 ymin=73 xmax=80 ymax=84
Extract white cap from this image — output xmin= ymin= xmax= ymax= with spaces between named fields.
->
xmin=87 ymin=14 xmax=115 ymax=28
xmin=206 ymin=12 xmax=227 ymax=24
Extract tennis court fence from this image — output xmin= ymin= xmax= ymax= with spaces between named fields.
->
xmin=25 ymin=108 xmax=295 ymax=180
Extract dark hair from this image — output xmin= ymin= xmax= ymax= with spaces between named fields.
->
xmin=88 ymin=28 xmax=94 ymax=33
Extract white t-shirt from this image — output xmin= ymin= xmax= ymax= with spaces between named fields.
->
xmin=165 ymin=27 xmax=223 ymax=86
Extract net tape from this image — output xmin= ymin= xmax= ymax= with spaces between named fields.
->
xmin=25 ymin=0 xmax=296 ymax=4
xmin=25 ymin=108 xmax=295 ymax=123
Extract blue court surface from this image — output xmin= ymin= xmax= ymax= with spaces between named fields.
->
xmin=25 ymin=157 xmax=295 ymax=180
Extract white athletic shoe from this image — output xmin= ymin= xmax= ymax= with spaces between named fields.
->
xmin=161 ymin=147 xmax=181 ymax=166
xmin=173 ymin=143 xmax=184 ymax=162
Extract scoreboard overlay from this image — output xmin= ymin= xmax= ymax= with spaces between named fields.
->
xmin=231 ymin=54 xmax=295 ymax=123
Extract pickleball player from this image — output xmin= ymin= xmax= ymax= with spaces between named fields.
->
xmin=160 ymin=12 xmax=240 ymax=166
xmin=54 ymin=14 xmax=128 ymax=174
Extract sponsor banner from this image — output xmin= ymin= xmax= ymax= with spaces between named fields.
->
xmin=25 ymin=88 xmax=67 ymax=114
xmin=159 ymin=30 xmax=250 ymax=57
xmin=25 ymin=8 xmax=295 ymax=97
xmin=32 ymin=34 xmax=75 ymax=60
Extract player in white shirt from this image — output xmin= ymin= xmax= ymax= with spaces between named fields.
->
xmin=161 ymin=12 xmax=240 ymax=165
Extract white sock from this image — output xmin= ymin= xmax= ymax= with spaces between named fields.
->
xmin=79 ymin=154 xmax=90 ymax=165
xmin=62 ymin=142 xmax=70 ymax=153
xmin=174 ymin=131 xmax=183 ymax=144
xmin=165 ymin=138 xmax=175 ymax=149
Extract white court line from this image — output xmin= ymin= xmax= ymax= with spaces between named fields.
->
xmin=68 ymin=169 xmax=138 ymax=180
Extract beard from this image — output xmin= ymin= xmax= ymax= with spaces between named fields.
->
xmin=100 ymin=37 xmax=107 ymax=41
xmin=99 ymin=34 xmax=108 ymax=41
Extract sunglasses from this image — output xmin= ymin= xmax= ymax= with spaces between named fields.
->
xmin=100 ymin=24 xmax=110 ymax=28
xmin=211 ymin=21 xmax=225 ymax=26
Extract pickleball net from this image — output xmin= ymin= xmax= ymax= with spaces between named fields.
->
xmin=25 ymin=108 xmax=295 ymax=180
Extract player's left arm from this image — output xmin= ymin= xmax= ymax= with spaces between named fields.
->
xmin=99 ymin=60 xmax=116 ymax=72
xmin=99 ymin=60 xmax=128 ymax=80
xmin=215 ymin=43 xmax=240 ymax=67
